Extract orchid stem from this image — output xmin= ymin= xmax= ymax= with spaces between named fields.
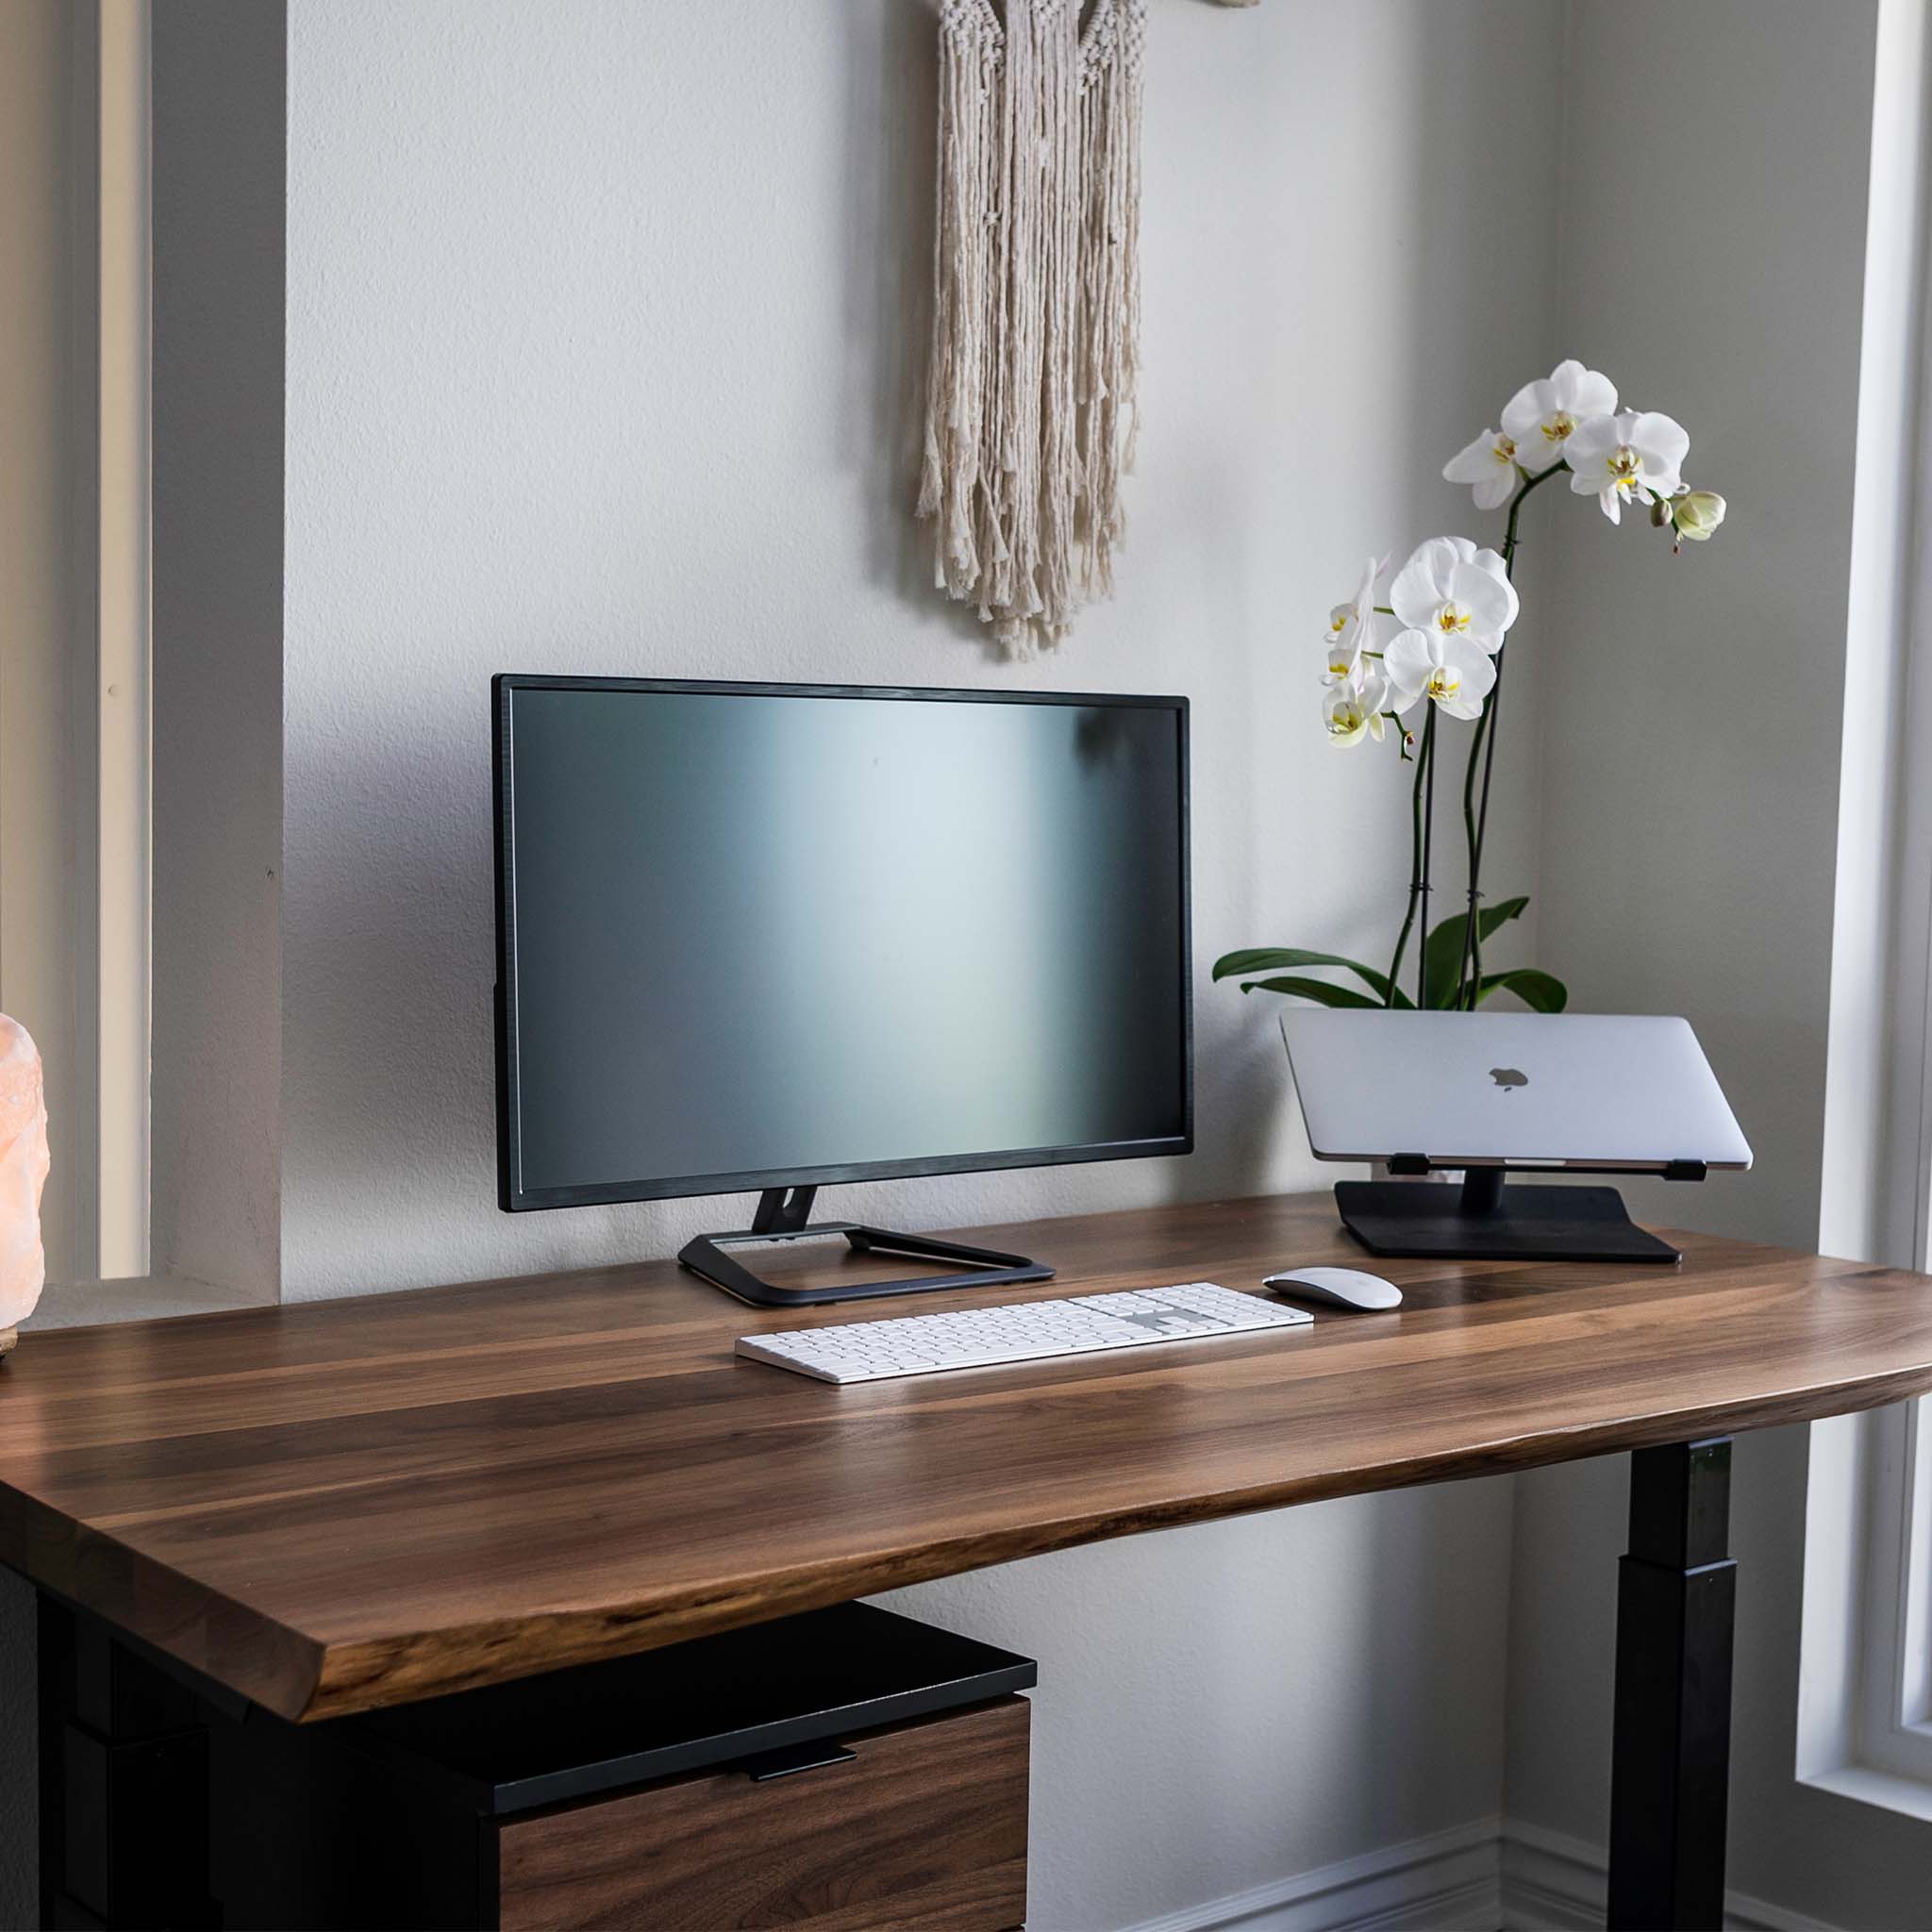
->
xmin=1420 ymin=708 xmax=1437 ymax=1008
xmin=1454 ymin=460 xmax=1562 ymax=1008
xmin=1385 ymin=713 xmax=1435 ymax=1006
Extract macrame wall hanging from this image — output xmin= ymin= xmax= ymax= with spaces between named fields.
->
xmin=917 ymin=0 xmax=1148 ymax=658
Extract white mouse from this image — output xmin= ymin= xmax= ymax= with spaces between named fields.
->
xmin=1261 ymin=1265 xmax=1403 ymax=1312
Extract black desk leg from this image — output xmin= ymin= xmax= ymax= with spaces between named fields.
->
xmin=1607 ymin=1438 xmax=1736 ymax=1931
xmin=36 ymin=1595 xmax=218 ymax=1929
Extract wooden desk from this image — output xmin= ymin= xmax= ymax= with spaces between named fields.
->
xmin=5 ymin=1191 xmax=1932 ymax=1927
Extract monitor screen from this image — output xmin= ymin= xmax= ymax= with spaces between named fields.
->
xmin=494 ymin=678 xmax=1191 ymax=1208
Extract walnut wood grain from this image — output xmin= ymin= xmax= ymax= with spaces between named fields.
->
xmin=497 ymin=1698 xmax=1029 ymax=1932
xmin=2 ymin=1192 xmax=1930 ymax=1723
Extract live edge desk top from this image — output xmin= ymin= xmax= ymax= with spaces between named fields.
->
xmin=4 ymin=1191 xmax=1932 ymax=1727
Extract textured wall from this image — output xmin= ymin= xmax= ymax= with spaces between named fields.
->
xmin=278 ymin=0 xmax=1560 ymax=1291
xmin=275 ymin=3 xmax=1561 ymax=1925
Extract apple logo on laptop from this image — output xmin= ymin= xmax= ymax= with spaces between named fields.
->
xmin=1489 ymin=1066 xmax=1528 ymax=1091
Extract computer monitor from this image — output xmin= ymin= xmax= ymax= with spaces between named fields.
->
xmin=493 ymin=675 xmax=1191 ymax=1306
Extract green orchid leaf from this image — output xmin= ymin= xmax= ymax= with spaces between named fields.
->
xmin=1474 ymin=967 xmax=1569 ymax=1012
xmin=1422 ymin=894 xmax=1531 ymax=1006
xmin=1237 ymin=975 xmax=1384 ymax=1009
xmin=1212 ymin=947 xmax=1396 ymax=1003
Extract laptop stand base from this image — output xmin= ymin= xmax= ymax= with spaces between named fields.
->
xmin=1336 ymin=1178 xmax=1681 ymax=1264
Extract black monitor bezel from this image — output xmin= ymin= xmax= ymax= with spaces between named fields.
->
xmin=493 ymin=674 xmax=1193 ymax=1212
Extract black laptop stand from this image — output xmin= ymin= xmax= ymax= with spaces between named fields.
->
xmin=1335 ymin=1160 xmax=1703 ymax=1264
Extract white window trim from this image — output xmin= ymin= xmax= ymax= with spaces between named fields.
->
xmin=1801 ymin=1405 xmax=1932 ymax=1823
xmin=1859 ymin=1400 xmax=1932 ymax=1784
xmin=95 ymin=0 xmax=152 ymax=1281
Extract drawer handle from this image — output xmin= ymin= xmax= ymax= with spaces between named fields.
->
xmin=732 ymin=1739 xmax=858 ymax=1782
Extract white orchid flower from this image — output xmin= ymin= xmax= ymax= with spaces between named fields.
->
xmin=1670 ymin=488 xmax=1726 ymax=548
xmin=1323 ymin=664 xmax=1392 ymax=748
xmin=1390 ymin=535 xmax=1519 ymax=657
xmin=1323 ymin=555 xmax=1387 ymax=684
xmin=1564 ymin=410 xmax=1690 ymax=524
xmin=1384 ymin=627 xmax=1497 ymax=723
xmin=1500 ymin=358 xmax=1618 ymax=465
xmin=1442 ymin=428 xmax=1522 ymax=510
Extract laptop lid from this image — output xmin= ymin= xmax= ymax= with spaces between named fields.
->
xmin=1278 ymin=1010 xmax=1753 ymax=1172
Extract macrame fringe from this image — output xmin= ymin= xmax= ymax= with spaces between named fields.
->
xmin=919 ymin=0 xmax=1145 ymax=658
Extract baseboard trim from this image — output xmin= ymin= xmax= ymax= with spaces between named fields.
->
xmin=1119 ymin=1816 xmax=1502 ymax=1932
xmin=1116 ymin=1816 xmax=1845 ymax=1932
xmin=1500 ymin=1819 xmax=1842 ymax=1932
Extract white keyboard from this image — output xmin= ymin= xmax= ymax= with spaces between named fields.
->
xmin=735 ymin=1281 xmax=1313 ymax=1384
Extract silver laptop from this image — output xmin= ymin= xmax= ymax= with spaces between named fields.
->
xmin=1278 ymin=1010 xmax=1753 ymax=1173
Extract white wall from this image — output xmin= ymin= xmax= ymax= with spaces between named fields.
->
xmin=279 ymin=0 xmax=1561 ymax=1301
xmin=1505 ymin=4 xmax=1932 ymax=1924
xmin=275 ymin=3 xmax=1561 ymax=1925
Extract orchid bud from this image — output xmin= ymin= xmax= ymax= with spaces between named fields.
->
xmin=1650 ymin=496 xmax=1671 ymax=528
xmin=1671 ymin=490 xmax=1725 ymax=544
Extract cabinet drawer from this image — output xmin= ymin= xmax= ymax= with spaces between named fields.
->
xmin=498 ymin=1694 xmax=1029 ymax=1932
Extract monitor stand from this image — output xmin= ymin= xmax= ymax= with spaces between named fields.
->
xmin=678 ymin=1186 xmax=1056 ymax=1308
xmin=1335 ymin=1167 xmax=1682 ymax=1264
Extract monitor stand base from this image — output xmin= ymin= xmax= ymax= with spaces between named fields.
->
xmin=678 ymin=1187 xmax=1055 ymax=1308
xmin=1336 ymin=1172 xmax=1681 ymax=1264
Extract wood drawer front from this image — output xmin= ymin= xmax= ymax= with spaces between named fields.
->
xmin=498 ymin=1695 xmax=1029 ymax=1932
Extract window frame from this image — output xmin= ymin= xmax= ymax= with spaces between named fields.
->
xmin=1857 ymin=1399 xmax=1932 ymax=1785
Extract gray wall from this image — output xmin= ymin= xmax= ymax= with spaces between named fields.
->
xmin=149 ymin=0 xmax=286 ymax=1300
xmin=1505 ymin=3 xmax=1932 ymax=1924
